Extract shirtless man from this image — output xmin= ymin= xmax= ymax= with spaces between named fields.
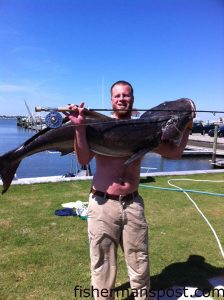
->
xmin=67 ymin=81 xmax=193 ymax=300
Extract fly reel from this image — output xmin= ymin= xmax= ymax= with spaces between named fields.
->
xmin=35 ymin=106 xmax=66 ymax=129
xmin=45 ymin=111 xmax=63 ymax=129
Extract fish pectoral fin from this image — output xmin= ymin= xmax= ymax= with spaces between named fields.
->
xmin=124 ymin=148 xmax=150 ymax=165
xmin=60 ymin=150 xmax=73 ymax=156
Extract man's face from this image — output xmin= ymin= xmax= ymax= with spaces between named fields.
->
xmin=111 ymin=84 xmax=134 ymax=118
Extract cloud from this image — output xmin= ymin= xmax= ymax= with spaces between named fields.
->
xmin=0 ymin=81 xmax=64 ymax=115
xmin=0 ymin=82 xmax=57 ymax=100
xmin=0 ymin=84 xmax=28 ymax=92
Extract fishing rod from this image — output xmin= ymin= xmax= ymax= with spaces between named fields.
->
xmin=35 ymin=105 xmax=224 ymax=129
xmin=35 ymin=106 xmax=224 ymax=114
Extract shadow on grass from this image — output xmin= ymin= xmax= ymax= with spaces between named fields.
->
xmin=115 ymin=255 xmax=224 ymax=300
xmin=139 ymin=176 xmax=156 ymax=184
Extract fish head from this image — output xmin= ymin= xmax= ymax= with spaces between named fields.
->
xmin=161 ymin=114 xmax=190 ymax=145
xmin=141 ymin=98 xmax=196 ymax=145
xmin=160 ymin=98 xmax=196 ymax=145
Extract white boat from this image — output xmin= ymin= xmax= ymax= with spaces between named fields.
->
xmin=212 ymin=160 xmax=224 ymax=168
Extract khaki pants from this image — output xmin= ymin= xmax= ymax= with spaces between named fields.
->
xmin=87 ymin=192 xmax=151 ymax=300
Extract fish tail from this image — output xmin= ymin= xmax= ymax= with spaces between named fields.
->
xmin=0 ymin=152 xmax=20 ymax=194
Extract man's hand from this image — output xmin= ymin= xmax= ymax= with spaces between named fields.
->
xmin=63 ymin=102 xmax=94 ymax=164
xmin=63 ymin=102 xmax=86 ymax=126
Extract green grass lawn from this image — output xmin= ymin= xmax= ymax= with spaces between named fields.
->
xmin=0 ymin=173 xmax=223 ymax=299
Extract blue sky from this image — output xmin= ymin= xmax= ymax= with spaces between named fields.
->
xmin=0 ymin=0 xmax=223 ymax=122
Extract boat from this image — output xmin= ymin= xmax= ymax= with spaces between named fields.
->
xmin=211 ymin=160 xmax=224 ymax=169
xmin=16 ymin=115 xmax=46 ymax=131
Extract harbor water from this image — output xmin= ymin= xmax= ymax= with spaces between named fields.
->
xmin=0 ymin=119 xmax=213 ymax=179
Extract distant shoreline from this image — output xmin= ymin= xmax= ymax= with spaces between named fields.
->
xmin=0 ymin=116 xmax=24 ymax=119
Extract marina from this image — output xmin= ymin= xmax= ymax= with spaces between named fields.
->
xmin=16 ymin=115 xmax=47 ymax=131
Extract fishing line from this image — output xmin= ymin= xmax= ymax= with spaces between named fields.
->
xmin=60 ymin=111 xmax=196 ymax=128
xmin=36 ymin=106 xmax=224 ymax=114
xmin=88 ymin=109 xmax=224 ymax=114
xmin=61 ymin=116 xmax=173 ymax=128
xmin=58 ymin=109 xmax=223 ymax=128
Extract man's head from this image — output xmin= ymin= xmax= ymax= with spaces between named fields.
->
xmin=110 ymin=80 xmax=134 ymax=119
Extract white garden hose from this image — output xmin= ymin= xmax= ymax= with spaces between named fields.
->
xmin=167 ymin=179 xmax=224 ymax=259
xmin=140 ymin=179 xmax=224 ymax=259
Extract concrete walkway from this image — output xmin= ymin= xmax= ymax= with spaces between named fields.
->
xmin=188 ymin=133 xmax=224 ymax=145
xmin=188 ymin=133 xmax=224 ymax=155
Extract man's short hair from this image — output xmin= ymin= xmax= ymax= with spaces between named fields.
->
xmin=110 ymin=80 xmax=134 ymax=96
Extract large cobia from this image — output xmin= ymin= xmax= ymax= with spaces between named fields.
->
xmin=0 ymin=98 xmax=195 ymax=193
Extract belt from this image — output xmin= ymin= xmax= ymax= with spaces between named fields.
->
xmin=90 ymin=187 xmax=138 ymax=201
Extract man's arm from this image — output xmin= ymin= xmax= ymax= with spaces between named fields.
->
xmin=155 ymin=101 xmax=196 ymax=159
xmin=67 ymin=103 xmax=94 ymax=165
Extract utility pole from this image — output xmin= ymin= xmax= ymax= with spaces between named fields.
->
xmin=212 ymin=125 xmax=218 ymax=164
